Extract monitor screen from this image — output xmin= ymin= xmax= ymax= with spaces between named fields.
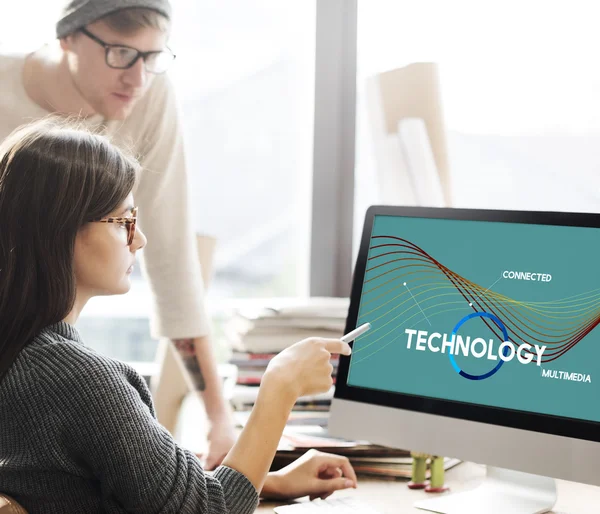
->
xmin=344 ymin=211 xmax=600 ymax=427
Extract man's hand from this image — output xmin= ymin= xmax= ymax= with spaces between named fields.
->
xmin=261 ymin=449 xmax=358 ymax=501
xmin=199 ymin=417 xmax=237 ymax=470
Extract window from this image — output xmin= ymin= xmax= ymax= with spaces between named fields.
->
xmin=2 ymin=1 xmax=316 ymax=363
xmin=355 ymin=0 xmax=600 ymax=251
xmin=169 ymin=0 xmax=315 ymax=300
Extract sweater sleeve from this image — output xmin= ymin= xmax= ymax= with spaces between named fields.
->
xmin=59 ymin=353 xmax=259 ymax=514
xmin=132 ymin=74 xmax=210 ymax=340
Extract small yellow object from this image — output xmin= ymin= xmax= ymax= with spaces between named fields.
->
xmin=411 ymin=451 xmax=432 ymax=459
xmin=408 ymin=451 xmax=431 ymax=489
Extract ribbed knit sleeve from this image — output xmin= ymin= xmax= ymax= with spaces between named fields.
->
xmin=34 ymin=339 xmax=258 ymax=514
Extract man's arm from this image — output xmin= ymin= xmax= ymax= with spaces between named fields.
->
xmin=132 ymin=74 xmax=209 ymax=341
xmin=173 ymin=335 xmax=236 ymax=470
xmin=172 ymin=335 xmax=233 ymax=421
xmin=172 ymin=338 xmax=206 ymax=392
xmin=124 ymin=74 xmax=236 ymax=467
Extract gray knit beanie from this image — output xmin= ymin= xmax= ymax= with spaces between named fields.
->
xmin=56 ymin=0 xmax=172 ymax=39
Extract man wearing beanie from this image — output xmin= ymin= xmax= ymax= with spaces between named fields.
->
xmin=0 ymin=0 xmax=243 ymax=509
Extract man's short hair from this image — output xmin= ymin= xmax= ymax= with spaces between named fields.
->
xmin=56 ymin=0 xmax=171 ymax=38
xmin=101 ymin=7 xmax=170 ymax=34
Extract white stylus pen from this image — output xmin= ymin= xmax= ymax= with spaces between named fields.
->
xmin=340 ymin=322 xmax=371 ymax=343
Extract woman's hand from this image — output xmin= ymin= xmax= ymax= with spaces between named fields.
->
xmin=263 ymin=338 xmax=352 ymax=402
xmin=261 ymin=449 xmax=358 ymax=501
xmin=220 ymin=338 xmax=351 ymax=494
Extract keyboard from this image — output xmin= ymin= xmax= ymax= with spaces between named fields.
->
xmin=273 ymin=496 xmax=384 ymax=513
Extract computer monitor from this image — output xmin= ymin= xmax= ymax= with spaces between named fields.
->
xmin=329 ymin=205 xmax=600 ymax=514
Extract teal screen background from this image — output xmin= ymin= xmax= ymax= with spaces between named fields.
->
xmin=347 ymin=214 xmax=600 ymax=423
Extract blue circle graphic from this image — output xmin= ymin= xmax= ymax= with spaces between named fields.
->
xmin=448 ymin=312 xmax=511 ymax=381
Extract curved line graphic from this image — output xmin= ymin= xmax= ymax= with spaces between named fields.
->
xmin=354 ymin=235 xmax=600 ymax=364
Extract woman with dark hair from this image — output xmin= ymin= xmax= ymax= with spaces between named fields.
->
xmin=0 ymin=118 xmax=357 ymax=514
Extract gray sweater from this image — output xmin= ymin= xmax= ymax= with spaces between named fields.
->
xmin=0 ymin=322 xmax=259 ymax=513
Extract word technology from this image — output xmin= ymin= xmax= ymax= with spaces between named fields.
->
xmin=404 ymin=329 xmax=546 ymax=366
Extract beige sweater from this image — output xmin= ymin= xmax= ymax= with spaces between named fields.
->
xmin=0 ymin=50 xmax=209 ymax=340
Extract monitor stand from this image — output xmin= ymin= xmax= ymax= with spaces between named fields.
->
xmin=413 ymin=466 xmax=557 ymax=514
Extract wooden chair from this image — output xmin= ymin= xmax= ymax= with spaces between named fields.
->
xmin=0 ymin=494 xmax=27 ymax=514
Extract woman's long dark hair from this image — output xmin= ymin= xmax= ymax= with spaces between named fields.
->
xmin=0 ymin=117 xmax=139 ymax=382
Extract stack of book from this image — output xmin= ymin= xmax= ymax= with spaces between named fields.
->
xmin=230 ymin=383 xmax=336 ymax=413
xmin=224 ymin=297 xmax=348 ymax=413
xmin=225 ymin=296 xmax=348 ymax=354
xmin=232 ymin=412 xmax=461 ymax=479
xmin=230 ymin=352 xmax=340 ymax=388
xmin=274 ymin=429 xmax=461 ymax=479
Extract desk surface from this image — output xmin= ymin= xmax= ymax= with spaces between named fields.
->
xmin=256 ymin=462 xmax=600 ymax=513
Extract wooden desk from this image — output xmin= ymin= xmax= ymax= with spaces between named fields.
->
xmin=257 ymin=462 xmax=600 ymax=513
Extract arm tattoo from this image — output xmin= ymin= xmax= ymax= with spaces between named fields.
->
xmin=173 ymin=338 xmax=206 ymax=391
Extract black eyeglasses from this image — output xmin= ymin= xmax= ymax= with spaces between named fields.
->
xmin=80 ymin=28 xmax=176 ymax=74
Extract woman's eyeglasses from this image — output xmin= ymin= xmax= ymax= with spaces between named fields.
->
xmin=95 ymin=207 xmax=138 ymax=246
xmin=80 ymin=28 xmax=176 ymax=74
